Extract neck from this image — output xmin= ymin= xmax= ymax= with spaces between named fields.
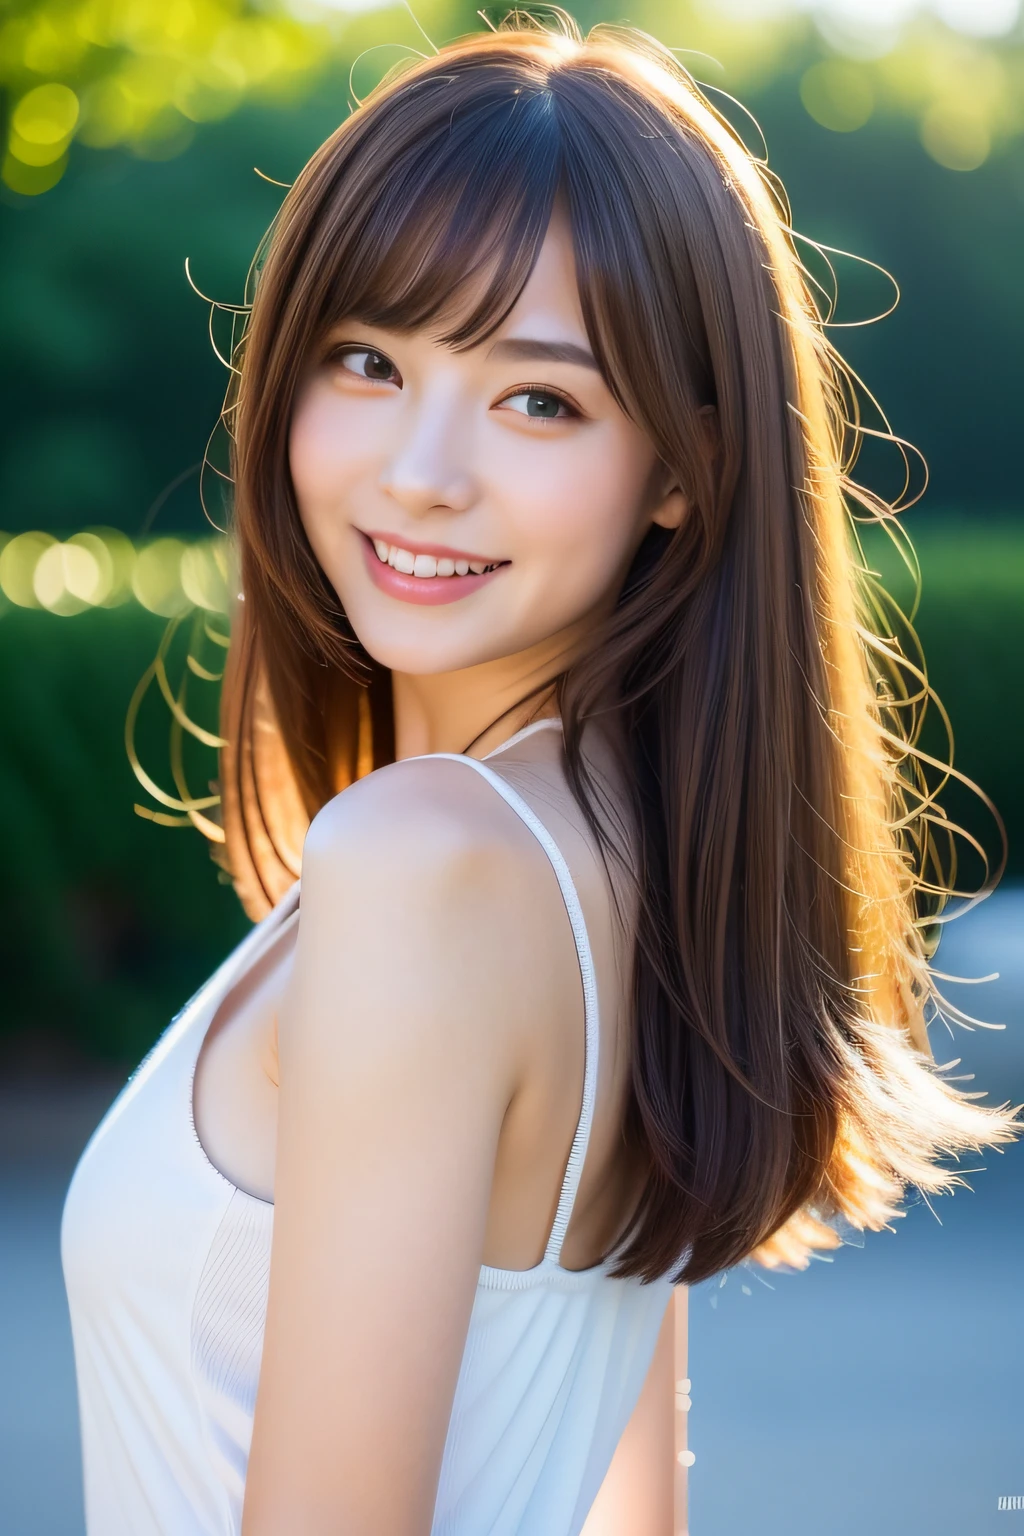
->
xmin=390 ymin=625 xmax=585 ymax=760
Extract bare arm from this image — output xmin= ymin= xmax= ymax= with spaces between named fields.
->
xmin=580 ymin=1287 xmax=689 ymax=1536
xmin=241 ymin=762 xmax=553 ymax=1535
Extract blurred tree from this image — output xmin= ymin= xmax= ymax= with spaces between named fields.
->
xmin=2 ymin=3 xmax=1022 ymax=532
xmin=2 ymin=2 xmax=1023 ymax=194
xmin=0 ymin=0 xmax=335 ymax=196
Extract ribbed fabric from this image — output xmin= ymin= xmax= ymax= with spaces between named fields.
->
xmin=191 ymin=1192 xmax=273 ymax=1532
xmin=62 ymin=721 xmax=678 ymax=1535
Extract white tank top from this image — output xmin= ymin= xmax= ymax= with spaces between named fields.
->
xmin=61 ymin=722 xmax=679 ymax=1535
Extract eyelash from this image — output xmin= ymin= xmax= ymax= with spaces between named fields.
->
xmin=326 ymin=346 xmax=583 ymax=420
xmin=327 ymin=346 xmax=399 ymax=384
xmin=494 ymin=384 xmax=581 ymax=420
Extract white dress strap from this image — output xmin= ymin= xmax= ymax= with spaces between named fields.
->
xmin=421 ymin=745 xmax=600 ymax=1267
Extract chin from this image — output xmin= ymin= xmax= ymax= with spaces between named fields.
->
xmin=347 ymin=617 xmax=518 ymax=678
xmin=359 ymin=643 xmax=475 ymax=676
xmin=337 ymin=578 xmax=582 ymax=678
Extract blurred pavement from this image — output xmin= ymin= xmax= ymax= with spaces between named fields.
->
xmin=690 ymin=884 xmax=1024 ymax=1535
xmin=1 ymin=887 xmax=1022 ymax=1535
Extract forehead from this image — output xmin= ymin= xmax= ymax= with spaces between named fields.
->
xmin=416 ymin=207 xmax=587 ymax=354
xmin=491 ymin=207 xmax=586 ymax=338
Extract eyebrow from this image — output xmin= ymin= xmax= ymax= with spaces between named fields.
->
xmin=487 ymin=338 xmax=600 ymax=372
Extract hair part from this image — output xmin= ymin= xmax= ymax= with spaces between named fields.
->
xmin=211 ymin=14 xmax=1020 ymax=1284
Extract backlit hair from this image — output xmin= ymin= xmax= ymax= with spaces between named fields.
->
xmin=212 ymin=14 xmax=1020 ymax=1283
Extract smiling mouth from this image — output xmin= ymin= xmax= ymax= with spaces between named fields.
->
xmin=366 ymin=534 xmax=507 ymax=580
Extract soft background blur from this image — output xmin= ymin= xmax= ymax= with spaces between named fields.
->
xmin=1 ymin=1 xmax=1021 ymax=1532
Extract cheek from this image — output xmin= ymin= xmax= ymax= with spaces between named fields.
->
xmin=502 ymin=428 xmax=655 ymax=592
xmin=288 ymin=389 xmax=345 ymax=510
xmin=287 ymin=393 xmax=373 ymax=593
xmin=290 ymin=393 xmax=334 ymax=506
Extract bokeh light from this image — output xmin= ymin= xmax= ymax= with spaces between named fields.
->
xmin=0 ymin=529 xmax=231 ymax=617
xmin=920 ymin=100 xmax=993 ymax=169
xmin=1 ymin=0 xmax=331 ymax=194
xmin=88 ymin=528 xmax=138 ymax=606
xmin=180 ymin=539 xmax=231 ymax=612
xmin=800 ymin=60 xmax=875 ymax=132
xmin=9 ymin=81 xmax=80 ymax=166
xmin=33 ymin=538 xmax=98 ymax=614
xmin=0 ymin=531 xmax=57 ymax=607
xmin=1 ymin=0 xmax=1022 ymax=195
xmin=131 ymin=536 xmax=193 ymax=616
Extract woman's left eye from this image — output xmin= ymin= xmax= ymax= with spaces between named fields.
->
xmin=500 ymin=389 xmax=576 ymax=420
xmin=332 ymin=347 xmax=401 ymax=384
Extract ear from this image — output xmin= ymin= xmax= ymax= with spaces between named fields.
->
xmin=649 ymin=406 xmax=717 ymax=531
xmin=650 ymin=478 xmax=688 ymax=532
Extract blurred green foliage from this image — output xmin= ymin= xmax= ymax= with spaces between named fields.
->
xmin=2 ymin=1 xmax=1022 ymax=194
xmin=0 ymin=600 xmax=249 ymax=1062
xmin=0 ymin=0 xmax=332 ymax=195
xmin=1 ymin=6 xmax=1022 ymax=534
xmin=860 ymin=517 xmax=1023 ymax=898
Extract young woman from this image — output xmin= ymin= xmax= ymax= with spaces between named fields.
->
xmin=61 ymin=16 xmax=1020 ymax=1536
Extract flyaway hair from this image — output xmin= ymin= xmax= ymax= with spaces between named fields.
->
xmin=197 ymin=14 xmax=1020 ymax=1283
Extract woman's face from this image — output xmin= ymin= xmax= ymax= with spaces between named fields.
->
xmin=289 ymin=209 xmax=684 ymax=677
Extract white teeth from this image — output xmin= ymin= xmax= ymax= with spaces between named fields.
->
xmin=372 ymin=540 xmax=498 ymax=578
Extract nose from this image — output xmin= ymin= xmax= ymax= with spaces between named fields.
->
xmin=378 ymin=388 xmax=477 ymax=519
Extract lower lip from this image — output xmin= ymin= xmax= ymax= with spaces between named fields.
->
xmin=361 ymin=536 xmax=506 ymax=607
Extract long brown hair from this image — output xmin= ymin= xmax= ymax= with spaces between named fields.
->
xmin=211 ymin=15 xmax=1020 ymax=1284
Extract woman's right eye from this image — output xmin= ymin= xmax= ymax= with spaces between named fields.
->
xmin=330 ymin=347 xmax=401 ymax=385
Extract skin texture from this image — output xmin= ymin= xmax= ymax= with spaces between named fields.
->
xmin=235 ymin=211 xmax=686 ymax=1534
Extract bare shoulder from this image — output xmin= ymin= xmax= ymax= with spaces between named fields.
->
xmin=303 ymin=754 xmax=549 ymax=899
xmin=294 ymin=755 xmax=578 ymax=1068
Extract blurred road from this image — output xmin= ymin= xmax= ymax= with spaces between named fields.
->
xmin=0 ymin=1075 xmax=121 ymax=1536
xmin=1 ymin=888 xmax=1021 ymax=1535
xmin=689 ymin=885 xmax=1024 ymax=1535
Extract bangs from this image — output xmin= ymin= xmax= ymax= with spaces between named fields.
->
xmin=319 ymin=78 xmax=564 ymax=349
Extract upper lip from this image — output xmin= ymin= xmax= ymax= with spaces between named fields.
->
xmin=360 ymin=529 xmax=508 ymax=566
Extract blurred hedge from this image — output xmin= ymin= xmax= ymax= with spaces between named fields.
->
xmin=1 ymin=517 xmax=1020 ymax=1066
xmin=0 ymin=601 xmax=250 ymax=1065
xmin=3 ymin=23 xmax=1024 ymax=538
xmin=859 ymin=516 xmax=1023 ymax=900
